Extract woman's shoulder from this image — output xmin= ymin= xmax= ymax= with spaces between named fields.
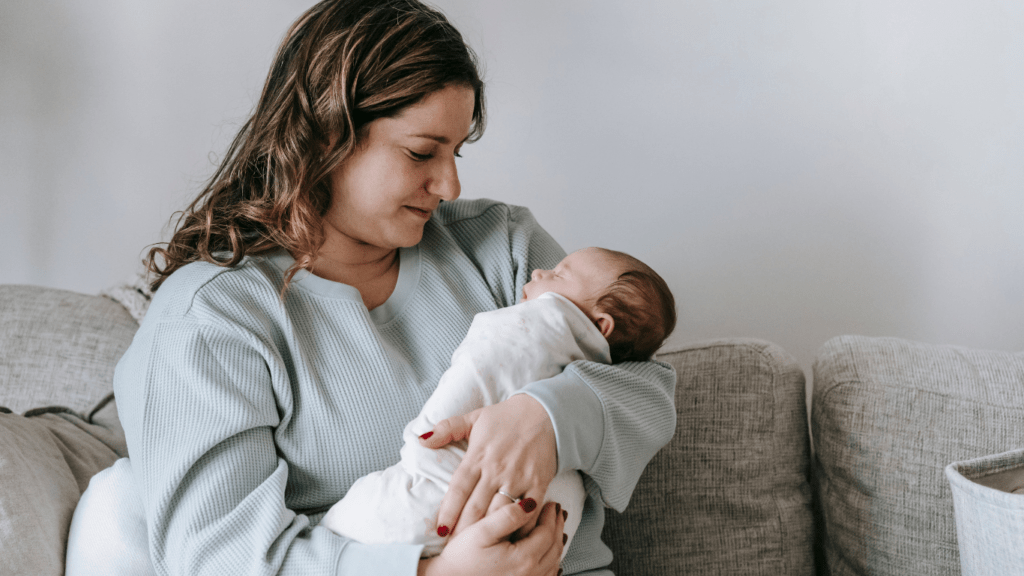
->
xmin=429 ymin=198 xmax=545 ymax=250
xmin=432 ymin=198 xmax=537 ymax=227
xmin=426 ymin=198 xmax=532 ymax=256
xmin=422 ymin=198 xmax=562 ymax=308
xmin=145 ymin=254 xmax=283 ymax=324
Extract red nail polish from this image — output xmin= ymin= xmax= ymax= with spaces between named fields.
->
xmin=519 ymin=498 xmax=537 ymax=513
xmin=558 ymin=570 xmax=563 ymax=576
xmin=419 ymin=431 xmax=434 ymax=440
xmin=562 ymin=533 xmax=567 ymax=544
xmin=562 ymin=509 xmax=568 ymax=521
xmin=437 ymin=525 xmax=449 ymax=537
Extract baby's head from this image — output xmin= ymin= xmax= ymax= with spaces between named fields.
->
xmin=522 ymin=247 xmax=677 ymax=363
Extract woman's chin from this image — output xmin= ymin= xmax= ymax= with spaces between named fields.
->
xmin=390 ymin=227 xmax=426 ymax=249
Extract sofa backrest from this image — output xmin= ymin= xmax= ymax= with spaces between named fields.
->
xmin=0 ymin=285 xmax=138 ymax=415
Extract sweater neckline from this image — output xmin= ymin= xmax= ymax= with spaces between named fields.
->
xmin=266 ymin=246 xmax=422 ymax=325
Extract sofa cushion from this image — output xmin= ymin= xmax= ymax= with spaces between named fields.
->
xmin=603 ymin=338 xmax=815 ymax=575
xmin=812 ymin=335 xmax=1024 ymax=576
xmin=0 ymin=401 xmax=124 ymax=576
xmin=0 ymin=285 xmax=138 ymax=414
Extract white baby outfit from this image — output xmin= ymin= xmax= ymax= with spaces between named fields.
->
xmin=319 ymin=292 xmax=611 ymax=557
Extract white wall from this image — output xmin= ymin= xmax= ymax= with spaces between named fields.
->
xmin=2 ymin=0 xmax=1022 ymax=382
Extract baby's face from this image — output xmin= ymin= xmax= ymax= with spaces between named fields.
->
xmin=522 ymin=248 xmax=621 ymax=318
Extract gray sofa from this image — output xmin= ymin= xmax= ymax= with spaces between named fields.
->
xmin=2 ymin=284 xmax=1023 ymax=575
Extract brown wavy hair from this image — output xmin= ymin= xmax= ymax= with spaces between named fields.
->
xmin=595 ymin=249 xmax=677 ymax=363
xmin=145 ymin=0 xmax=485 ymax=291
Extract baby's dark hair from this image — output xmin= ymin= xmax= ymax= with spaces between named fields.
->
xmin=594 ymin=249 xmax=677 ymax=363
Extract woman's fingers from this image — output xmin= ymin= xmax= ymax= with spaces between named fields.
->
xmin=452 ymin=476 xmax=501 ymax=534
xmin=435 ymin=460 xmax=480 ymax=536
xmin=420 ymin=409 xmax=482 ymax=534
xmin=485 ymin=491 xmax=509 ymax=517
xmin=510 ymin=488 xmax=547 ymax=541
xmin=421 ymin=396 xmax=558 ymax=538
xmin=419 ymin=410 xmax=479 ymax=448
xmin=431 ymin=500 xmax=562 ymax=576
xmin=517 ymin=501 xmax=565 ymax=573
xmin=427 ymin=500 xmax=541 ymax=576
xmin=470 ymin=499 xmax=539 ymax=546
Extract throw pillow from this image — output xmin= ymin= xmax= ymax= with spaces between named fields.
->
xmin=813 ymin=335 xmax=1024 ymax=576
xmin=602 ymin=339 xmax=815 ymax=575
xmin=0 ymin=405 xmax=122 ymax=576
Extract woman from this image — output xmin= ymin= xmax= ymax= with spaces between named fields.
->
xmin=115 ymin=1 xmax=676 ymax=574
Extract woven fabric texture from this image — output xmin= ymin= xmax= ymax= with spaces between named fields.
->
xmin=0 ymin=285 xmax=138 ymax=414
xmin=946 ymin=449 xmax=1024 ymax=576
xmin=812 ymin=335 xmax=1024 ymax=576
xmin=0 ymin=406 xmax=124 ymax=576
xmin=602 ymin=338 xmax=814 ymax=575
xmin=100 ymin=274 xmax=154 ymax=324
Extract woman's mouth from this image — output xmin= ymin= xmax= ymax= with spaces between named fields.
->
xmin=405 ymin=206 xmax=431 ymax=219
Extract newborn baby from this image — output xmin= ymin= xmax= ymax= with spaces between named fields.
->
xmin=320 ymin=247 xmax=677 ymax=557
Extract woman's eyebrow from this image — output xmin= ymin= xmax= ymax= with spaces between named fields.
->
xmin=411 ymin=134 xmax=450 ymax=143
xmin=409 ymin=133 xmax=471 ymax=145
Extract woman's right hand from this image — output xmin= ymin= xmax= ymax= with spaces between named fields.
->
xmin=418 ymin=499 xmax=566 ymax=576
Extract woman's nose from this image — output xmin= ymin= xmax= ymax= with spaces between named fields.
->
xmin=427 ymin=157 xmax=461 ymax=201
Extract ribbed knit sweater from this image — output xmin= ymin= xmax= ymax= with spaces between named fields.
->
xmin=113 ymin=198 xmax=677 ymax=576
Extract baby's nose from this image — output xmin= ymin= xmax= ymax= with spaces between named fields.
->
xmin=531 ymin=269 xmax=544 ymax=281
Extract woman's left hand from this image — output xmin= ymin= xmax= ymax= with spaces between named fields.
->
xmin=419 ymin=394 xmax=558 ymax=537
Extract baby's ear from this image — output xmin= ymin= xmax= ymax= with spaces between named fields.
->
xmin=594 ymin=312 xmax=615 ymax=338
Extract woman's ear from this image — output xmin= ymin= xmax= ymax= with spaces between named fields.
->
xmin=594 ymin=312 xmax=614 ymax=338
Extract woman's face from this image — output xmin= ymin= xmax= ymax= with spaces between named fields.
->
xmin=324 ymin=84 xmax=476 ymax=253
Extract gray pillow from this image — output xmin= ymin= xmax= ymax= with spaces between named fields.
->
xmin=0 ymin=285 xmax=138 ymax=414
xmin=812 ymin=335 xmax=1024 ymax=576
xmin=603 ymin=339 xmax=815 ymax=575
xmin=0 ymin=400 xmax=124 ymax=576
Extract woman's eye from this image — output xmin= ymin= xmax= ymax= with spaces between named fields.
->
xmin=409 ymin=151 xmax=432 ymax=161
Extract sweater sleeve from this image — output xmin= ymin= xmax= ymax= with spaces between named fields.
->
xmin=498 ymin=204 xmax=678 ymax=512
xmin=517 ymin=360 xmax=676 ymax=512
xmin=113 ymin=318 xmax=423 ymax=576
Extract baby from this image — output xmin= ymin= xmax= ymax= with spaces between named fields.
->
xmin=320 ymin=247 xmax=677 ymax=557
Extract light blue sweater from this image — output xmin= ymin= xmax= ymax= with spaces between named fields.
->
xmin=113 ymin=199 xmax=676 ymax=576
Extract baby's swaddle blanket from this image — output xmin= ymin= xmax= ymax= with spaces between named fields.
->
xmin=320 ymin=292 xmax=611 ymax=557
